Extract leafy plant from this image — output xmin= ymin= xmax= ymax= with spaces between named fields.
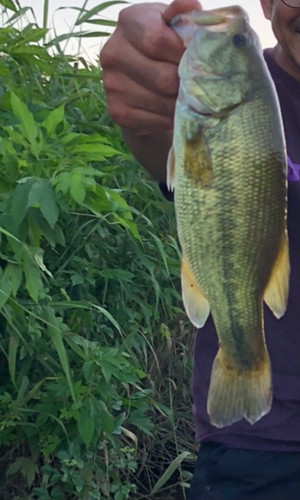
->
xmin=0 ymin=1 xmax=196 ymax=499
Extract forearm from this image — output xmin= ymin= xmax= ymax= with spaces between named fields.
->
xmin=121 ymin=128 xmax=173 ymax=184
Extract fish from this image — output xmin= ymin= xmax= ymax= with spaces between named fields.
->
xmin=168 ymin=6 xmax=290 ymax=428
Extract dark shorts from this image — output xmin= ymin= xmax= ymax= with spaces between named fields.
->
xmin=188 ymin=442 xmax=300 ymax=500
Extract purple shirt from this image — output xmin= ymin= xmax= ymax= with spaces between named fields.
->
xmin=161 ymin=50 xmax=300 ymax=451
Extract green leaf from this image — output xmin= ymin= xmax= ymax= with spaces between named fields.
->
xmin=71 ymin=273 xmax=84 ymax=286
xmin=41 ymin=105 xmax=65 ymax=136
xmin=10 ymin=92 xmax=38 ymax=154
xmin=113 ymin=213 xmax=141 ymax=241
xmin=73 ymin=143 xmax=121 ymax=157
xmin=46 ymin=32 xmax=109 ymax=46
xmin=0 ymin=0 xmax=17 ymax=12
xmin=83 ymin=186 xmax=111 ymax=214
xmin=24 ymin=260 xmax=41 ymax=303
xmin=151 ymin=451 xmax=194 ymax=495
xmin=72 ymin=473 xmax=84 ymax=493
xmin=76 ymin=1 xmax=128 ymax=25
xmin=99 ymin=360 xmax=113 ymax=384
xmin=74 ymin=31 xmax=110 ymax=37
xmin=28 ymin=179 xmax=59 ymax=229
xmin=77 ymin=407 xmax=94 ymax=446
xmin=7 ymin=6 xmax=32 ymax=23
xmin=95 ymin=400 xmax=114 ymax=435
xmin=3 ymin=127 xmax=26 ymax=146
xmin=83 ymin=361 xmax=95 ymax=382
xmin=53 ymin=172 xmax=86 ymax=205
xmin=33 ymin=248 xmax=53 ymax=277
xmin=6 ymin=457 xmax=23 ymax=476
xmin=16 ymin=376 xmax=29 ymax=404
xmin=32 ymin=487 xmax=50 ymax=500
xmin=89 ymin=490 xmax=100 ymax=500
xmin=51 ymin=300 xmax=122 ymax=335
xmin=149 ymin=232 xmax=170 ymax=278
xmin=0 ymin=268 xmax=12 ymax=309
xmin=16 ymin=27 xmax=48 ymax=44
xmin=88 ymin=302 xmax=122 ymax=334
xmin=79 ymin=19 xmax=116 ymax=27
xmin=42 ymin=307 xmax=76 ymax=406
xmin=52 ymin=172 xmax=70 ymax=195
xmin=64 ymin=336 xmax=86 ymax=360
xmin=0 ymin=226 xmax=26 ymax=250
xmin=26 ymin=466 xmax=36 ymax=488
xmin=70 ymin=179 xmax=85 ymax=205
xmin=51 ymin=486 xmax=64 ymax=499
xmin=105 ymin=188 xmax=132 ymax=216
xmin=10 ymin=178 xmax=35 ymax=228
xmin=0 ymin=62 xmax=10 ymax=76
xmin=8 ymin=334 xmax=19 ymax=386
xmin=100 ymin=269 xmax=135 ymax=281
xmin=12 ymin=457 xmax=38 ymax=487
xmin=129 ymin=410 xmax=154 ymax=436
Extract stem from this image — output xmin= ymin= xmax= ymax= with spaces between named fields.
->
xmin=43 ymin=0 xmax=49 ymax=42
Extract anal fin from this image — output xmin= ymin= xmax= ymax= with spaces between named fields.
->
xmin=181 ymin=255 xmax=210 ymax=328
xmin=264 ymin=229 xmax=290 ymax=319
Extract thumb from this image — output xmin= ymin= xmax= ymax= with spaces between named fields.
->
xmin=162 ymin=0 xmax=202 ymax=25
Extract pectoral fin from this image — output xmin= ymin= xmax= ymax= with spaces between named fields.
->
xmin=264 ymin=229 xmax=290 ymax=319
xmin=166 ymin=145 xmax=176 ymax=192
xmin=181 ymin=255 xmax=210 ymax=327
xmin=184 ymin=128 xmax=213 ymax=188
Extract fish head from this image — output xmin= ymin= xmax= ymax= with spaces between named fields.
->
xmin=171 ymin=6 xmax=263 ymax=116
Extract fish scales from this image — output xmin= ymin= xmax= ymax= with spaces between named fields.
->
xmin=169 ymin=6 xmax=290 ymax=428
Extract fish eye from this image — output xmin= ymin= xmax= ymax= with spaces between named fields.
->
xmin=232 ymin=33 xmax=249 ymax=49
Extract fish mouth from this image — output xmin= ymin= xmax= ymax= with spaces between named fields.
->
xmin=171 ymin=11 xmax=227 ymax=44
xmin=190 ymin=64 xmax=228 ymax=78
xmin=171 ymin=6 xmax=249 ymax=47
xmin=171 ymin=6 xmax=248 ymax=32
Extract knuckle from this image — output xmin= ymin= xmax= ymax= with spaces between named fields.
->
xmin=100 ymin=38 xmax=119 ymax=69
xmin=118 ymin=5 xmax=135 ymax=23
xmin=160 ymin=97 xmax=177 ymax=120
xmin=99 ymin=45 xmax=110 ymax=69
xmin=107 ymin=100 xmax=127 ymax=127
xmin=102 ymin=72 xmax=115 ymax=94
xmin=155 ymin=67 xmax=179 ymax=96
xmin=142 ymin=27 xmax=165 ymax=59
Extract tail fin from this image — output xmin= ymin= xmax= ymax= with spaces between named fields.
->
xmin=207 ymin=350 xmax=272 ymax=428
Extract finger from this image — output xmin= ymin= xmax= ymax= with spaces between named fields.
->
xmin=163 ymin=0 xmax=202 ymax=24
xmin=118 ymin=3 xmax=185 ymax=64
xmin=106 ymin=98 xmax=174 ymax=134
xmin=102 ymin=35 xmax=180 ymax=97
xmin=103 ymin=71 xmax=177 ymax=119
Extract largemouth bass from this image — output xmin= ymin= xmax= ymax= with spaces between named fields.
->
xmin=168 ymin=6 xmax=290 ymax=428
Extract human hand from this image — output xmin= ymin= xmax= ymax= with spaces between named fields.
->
xmin=100 ymin=0 xmax=202 ymax=135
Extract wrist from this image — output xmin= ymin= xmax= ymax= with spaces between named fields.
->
xmin=121 ymin=127 xmax=173 ymax=183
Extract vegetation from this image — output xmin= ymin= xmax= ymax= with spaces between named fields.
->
xmin=0 ymin=1 xmax=196 ymax=499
